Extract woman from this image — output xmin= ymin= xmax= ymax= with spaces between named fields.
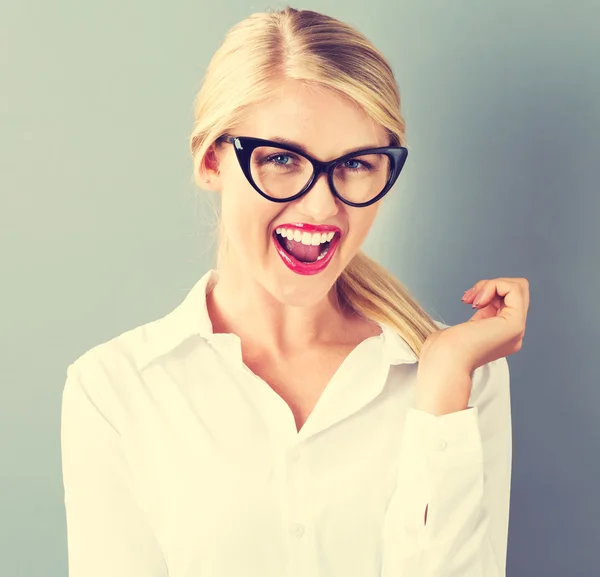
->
xmin=61 ymin=6 xmax=529 ymax=577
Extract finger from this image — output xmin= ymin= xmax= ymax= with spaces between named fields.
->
xmin=463 ymin=279 xmax=489 ymax=302
xmin=485 ymin=277 xmax=530 ymax=311
xmin=465 ymin=278 xmax=529 ymax=309
xmin=475 ymin=279 xmax=528 ymax=329
xmin=489 ymin=278 xmax=529 ymax=319
xmin=471 ymin=292 xmax=504 ymax=311
xmin=469 ymin=294 xmax=504 ymax=321
xmin=466 ymin=277 xmax=523 ymax=294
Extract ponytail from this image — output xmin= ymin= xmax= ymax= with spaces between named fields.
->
xmin=336 ymin=250 xmax=440 ymax=358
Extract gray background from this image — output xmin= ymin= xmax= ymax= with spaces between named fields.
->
xmin=2 ymin=0 xmax=599 ymax=575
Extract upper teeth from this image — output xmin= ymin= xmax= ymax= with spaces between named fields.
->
xmin=276 ymin=228 xmax=335 ymax=246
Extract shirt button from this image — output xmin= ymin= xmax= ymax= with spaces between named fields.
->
xmin=436 ymin=439 xmax=448 ymax=451
xmin=289 ymin=522 xmax=305 ymax=538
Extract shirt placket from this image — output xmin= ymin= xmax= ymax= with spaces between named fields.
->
xmin=264 ymin=434 xmax=316 ymax=577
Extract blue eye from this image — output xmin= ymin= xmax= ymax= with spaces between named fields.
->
xmin=262 ymin=153 xmax=295 ymax=166
xmin=339 ymin=158 xmax=375 ymax=172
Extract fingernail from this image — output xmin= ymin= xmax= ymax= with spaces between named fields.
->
xmin=472 ymin=291 xmax=483 ymax=307
xmin=462 ymin=288 xmax=472 ymax=301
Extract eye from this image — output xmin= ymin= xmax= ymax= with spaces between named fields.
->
xmin=266 ymin=153 xmax=294 ymax=165
xmin=340 ymin=158 xmax=373 ymax=171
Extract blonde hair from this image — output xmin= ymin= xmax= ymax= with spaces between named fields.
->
xmin=189 ymin=6 xmax=440 ymax=357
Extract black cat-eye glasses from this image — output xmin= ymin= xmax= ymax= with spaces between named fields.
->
xmin=217 ymin=135 xmax=408 ymax=208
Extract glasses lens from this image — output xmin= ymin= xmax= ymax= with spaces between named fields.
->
xmin=250 ymin=146 xmax=393 ymax=203
xmin=250 ymin=146 xmax=313 ymax=199
xmin=332 ymin=153 xmax=391 ymax=204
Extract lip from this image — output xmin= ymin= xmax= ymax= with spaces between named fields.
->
xmin=272 ymin=223 xmax=342 ymax=276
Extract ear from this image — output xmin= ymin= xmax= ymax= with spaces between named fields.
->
xmin=200 ymin=143 xmax=223 ymax=191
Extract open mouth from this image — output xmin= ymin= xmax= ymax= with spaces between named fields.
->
xmin=276 ymin=232 xmax=332 ymax=262
xmin=272 ymin=225 xmax=341 ymax=275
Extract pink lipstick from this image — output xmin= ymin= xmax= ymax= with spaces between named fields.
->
xmin=272 ymin=222 xmax=342 ymax=276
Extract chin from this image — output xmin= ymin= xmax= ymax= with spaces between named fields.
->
xmin=267 ymin=271 xmax=338 ymax=309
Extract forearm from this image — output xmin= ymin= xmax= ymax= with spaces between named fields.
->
xmin=381 ymin=359 xmax=511 ymax=576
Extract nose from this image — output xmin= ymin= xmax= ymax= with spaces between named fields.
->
xmin=294 ymin=172 xmax=340 ymax=221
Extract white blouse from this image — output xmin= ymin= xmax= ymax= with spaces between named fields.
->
xmin=60 ymin=269 xmax=512 ymax=577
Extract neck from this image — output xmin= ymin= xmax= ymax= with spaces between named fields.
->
xmin=206 ymin=266 xmax=354 ymax=356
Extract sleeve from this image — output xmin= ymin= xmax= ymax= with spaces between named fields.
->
xmin=60 ymin=360 xmax=168 ymax=577
xmin=380 ymin=356 xmax=512 ymax=577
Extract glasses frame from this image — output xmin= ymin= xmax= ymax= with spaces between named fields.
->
xmin=217 ymin=135 xmax=408 ymax=208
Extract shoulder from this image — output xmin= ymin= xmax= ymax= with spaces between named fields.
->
xmin=68 ymin=316 xmax=161 ymax=379
xmin=63 ymin=316 xmax=167 ymax=424
xmin=63 ymin=271 xmax=215 ymax=428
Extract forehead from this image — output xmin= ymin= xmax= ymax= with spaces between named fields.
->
xmin=234 ymin=80 xmax=389 ymax=160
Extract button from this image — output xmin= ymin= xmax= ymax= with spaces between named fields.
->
xmin=289 ymin=522 xmax=305 ymax=538
xmin=290 ymin=447 xmax=301 ymax=461
xmin=436 ymin=439 xmax=447 ymax=451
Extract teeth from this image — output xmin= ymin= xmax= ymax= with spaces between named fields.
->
xmin=276 ymin=227 xmax=336 ymax=246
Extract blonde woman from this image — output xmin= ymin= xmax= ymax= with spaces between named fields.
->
xmin=60 ymin=6 xmax=529 ymax=577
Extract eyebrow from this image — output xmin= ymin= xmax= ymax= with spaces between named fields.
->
xmin=266 ymin=136 xmax=383 ymax=158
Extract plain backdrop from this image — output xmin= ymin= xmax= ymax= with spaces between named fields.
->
xmin=1 ymin=1 xmax=599 ymax=576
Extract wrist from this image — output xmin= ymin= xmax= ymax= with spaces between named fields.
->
xmin=414 ymin=370 xmax=473 ymax=416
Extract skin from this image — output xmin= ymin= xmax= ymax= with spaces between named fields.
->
xmin=202 ymin=79 xmax=389 ymax=357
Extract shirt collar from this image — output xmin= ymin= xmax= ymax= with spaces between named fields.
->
xmin=135 ymin=270 xmax=216 ymax=371
xmin=135 ymin=269 xmax=419 ymax=371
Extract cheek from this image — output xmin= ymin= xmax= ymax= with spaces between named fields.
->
xmin=345 ymin=207 xmax=379 ymax=248
xmin=220 ymin=183 xmax=281 ymax=249
xmin=220 ymin=173 xmax=257 ymax=227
